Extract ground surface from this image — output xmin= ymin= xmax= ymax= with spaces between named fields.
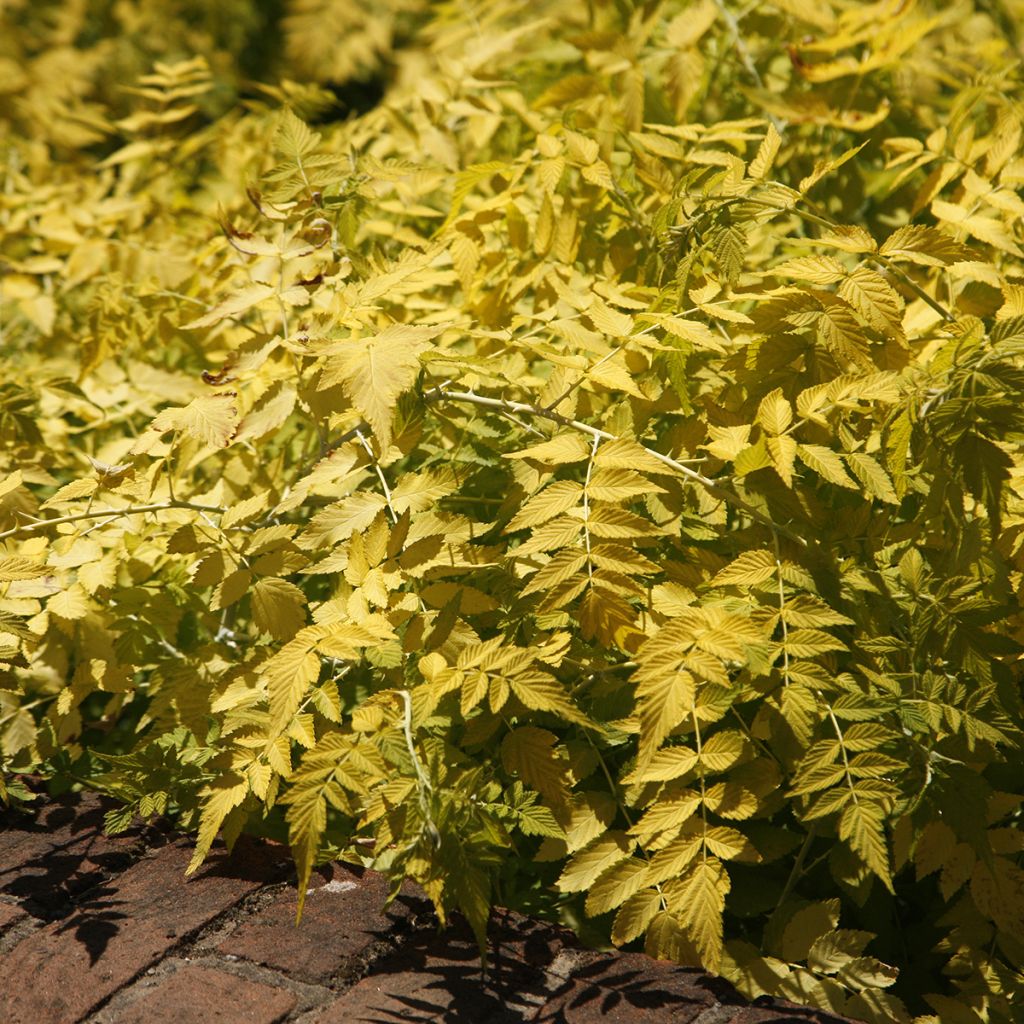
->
xmin=0 ymin=793 xmax=863 ymax=1023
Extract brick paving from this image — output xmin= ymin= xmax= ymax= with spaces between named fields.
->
xmin=0 ymin=793 xmax=864 ymax=1024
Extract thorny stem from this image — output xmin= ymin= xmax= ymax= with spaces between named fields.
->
xmin=354 ymin=429 xmax=398 ymax=523
xmin=711 ymin=0 xmax=788 ymax=134
xmin=582 ymin=434 xmax=600 ymax=583
xmin=398 ymin=689 xmax=440 ymax=849
xmin=733 ymin=196 xmax=956 ymax=323
xmin=775 ymin=822 xmax=819 ymax=912
xmin=0 ymin=501 xmax=223 ymax=541
xmin=582 ymin=728 xmax=670 ymax=914
xmin=427 ymin=386 xmax=808 ymax=546
xmin=773 ymin=530 xmax=791 ymax=687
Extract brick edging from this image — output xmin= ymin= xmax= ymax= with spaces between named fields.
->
xmin=0 ymin=793 xmax=862 ymax=1024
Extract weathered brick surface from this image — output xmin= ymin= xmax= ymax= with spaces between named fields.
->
xmin=0 ymin=795 xmax=864 ymax=1024
xmin=105 ymin=964 xmax=296 ymax=1024
xmin=0 ymin=900 xmax=26 ymax=933
xmin=532 ymin=951 xmax=853 ymax=1024
xmin=312 ymin=912 xmax=552 ymax=1023
xmin=0 ymin=794 xmax=146 ymax=914
xmin=0 ymin=837 xmax=286 ymax=1024
xmin=531 ymin=952 xmax=720 ymax=1024
xmin=217 ymin=862 xmax=410 ymax=984
xmin=313 ymin=954 xmax=527 ymax=1024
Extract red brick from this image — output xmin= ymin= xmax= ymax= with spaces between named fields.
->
xmin=312 ymin=916 xmax=552 ymax=1023
xmin=107 ymin=964 xmax=296 ymax=1024
xmin=0 ymin=836 xmax=286 ymax=1024
xmin=531 ymin=952 xmax=729 ymax=1024
xmin=0 ymin=793 xmax=145 ymax=916
xmin=217 ymin=862 xmax=411 ymax=984
xmin=313 ymin=955 xmax=526 ymax=1024
xmin=0 ymin=900 xmax=26 ymax=932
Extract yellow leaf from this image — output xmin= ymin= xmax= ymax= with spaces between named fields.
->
xmin=846 ymin=453 xmax=899 ymax=504
xmin=635 ymin=669 xmax=694 ymax=762
xmin=629 ymin=790 xmax=701 ymax=847
xmin=586 ymin=856 xmax=650 ymax=915
xmin=712 ymin=550 xmax=776 ymax=587
xmin=771 ymin=254 xmax=847 ymax=285
xmin=187 ymin=775 xmax=248 ymax=874
xmin=48 ymin=584 xmax=90 ymax=620
xmin=143 ymin=392 xmax=239 ymax=448
xmin=839 ymin=802 xmax=893 ymax=892
xmin=319 ymin=324 xmax=443 ymax=448
xmin=612 ymin=888 xmax=662 ymax=946
xmin=675 ymin=857 xmax=730 ymax=971
xmin=182 ymin=284 xmax=276 ymax=329
xmin=235 ymin=382 xmax=297 ymax=443
xmin=558 ymin=832 xmax=634 ymax=893
xmin=252 ymin=577 xmax=308 ymax=639
xmin=749 ymin=123 xmax=782 ymax=179
xmin=0 ymin=557 xmax=47 ymax=581
xmin=212 ymin=568 xmax=252 ymax=611
xmin=501 ymin=726 xmax=569 ymax=807
xmin=587 ymin=467 xmax=664 ymax=502
xmin=265 ymin=626 xmax=324 ymax=732
xmin=661 ymin=317 xmax=727 ymax=352
xmin=838 ymin=267 xmax=904 ymax=338
xmin=699 ymin=730 xmax=748 ymax=773
xmin=507 ymin=481 xmax=582 ymax=531
xmin=510 ymin=671 xmax=590 ymax=726
xmin=506 ymin=433 xmax=591 ymax=464
xmin=757 ymin=388 xmax=793 ymax=435
xmin=798 ymin=444 xmax=858 ymax=488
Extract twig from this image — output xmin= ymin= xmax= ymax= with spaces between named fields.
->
xmin=398 ymin=689 xmax=440 ymax=849
xmin=711 ymin=0 xmax=787 ymax=133
xmin=355 ymin=429 xmax=397 ymax=523
xmin=0 ymin=501 xmax=223 ymax=541
xmin=426 ymin=386 xmax=807 ymax=546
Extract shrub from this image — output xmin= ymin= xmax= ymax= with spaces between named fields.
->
xmin=1 ymin=2 xmax=1022 ymax=1022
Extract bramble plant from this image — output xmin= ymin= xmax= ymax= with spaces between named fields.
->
xmin=1 ymin=2 xmax=1023 ymax=1021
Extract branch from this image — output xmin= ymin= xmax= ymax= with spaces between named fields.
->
xmin=425 ymin=386 xmax=808 ymax=546
xmin=0 ymin=501 xmax=223 ymax=541
xmin=736 ymin=196 xmax=957 ymax=323
xmin=712 ymin=0 xmax=787 ymax=133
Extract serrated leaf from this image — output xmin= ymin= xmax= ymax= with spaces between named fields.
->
xmin=676 ymin=858 xmax=729 ymax=971
xmin=235 ymin=382 xmax=297 ymax=443
xmin=839 ymin=802 xmax=893 ymax=891
xmin=143 ymin=392 xmax=239 ymax=448
xmin=183 ymin=284 xmax=276 ymax=330
xmin=319 ymin=324 xmax=443 ymax=447
xmin=0 ymin=557 xmax=47 ymax=581
xmin=611 ymin=888 xmax=662 ymax=945
xmin=586 ymin=856 xmax=650 ymax=915
xmin=878 ymin=224 xmax=973 ymax=266
xmin=510 ymin=671 xmax=589 ymax=725
xmin=772 ymin=254 xmax=847 ymax=284
xmin=838 ymin=267 xmax=904 ymax=338
xmin=507 ymin=481 xmax=583 ymax=531
xmin=265 ymin=627 xmax=323 ymax=732
xmin=187 ymin=776 xmax=248 ymax=874
xmin=558 ymin=832 xmax=634 ymax=893
xmin=48 ymin=584 xmax=90 ymax=620
xmin=252 ymin=577 xmax=308 ymax=639
xmin=712 ymin=550 xmax=776 ymax=586
xmin=798 ymin=444 xmax=858 ymax=488
xmin=506 ymin=433 xmax=591 ymax=463
xmin=846 ymin=452 xmax=899 ymax=504
xmin=502 ymin=726 xmax=569 ymax=807
xmin=782 ymin=899 xmax=842 ymax=962
xmin=757 ymin=388 xmax=793 ymax=435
